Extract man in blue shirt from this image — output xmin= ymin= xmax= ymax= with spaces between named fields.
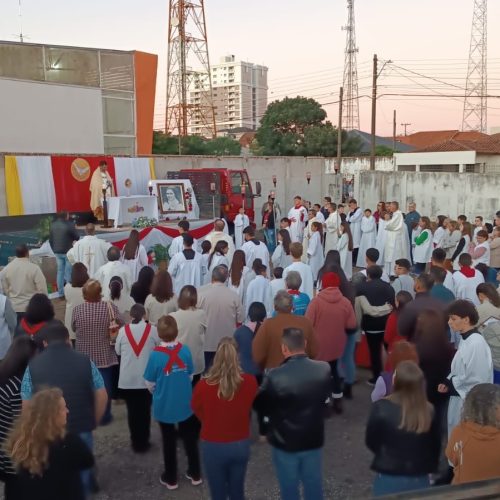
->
xmin=429 ymin=266 xmax=456 ymax=304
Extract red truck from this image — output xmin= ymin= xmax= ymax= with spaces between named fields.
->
xmin=167 ymin=168 xmax=261 ymax=224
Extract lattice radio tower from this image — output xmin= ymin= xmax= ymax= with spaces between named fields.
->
xmin=462 ymin=0 xmax=487 ymax=132
xmin=341 ymin=0 xmax=360 ymax=131
xmin=165 ymin=0 xmax=216 ymax=138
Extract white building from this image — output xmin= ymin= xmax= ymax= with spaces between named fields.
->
xmin=189 ymin=55 xmax=268 ymax=136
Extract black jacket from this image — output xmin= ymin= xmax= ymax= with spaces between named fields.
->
xmin=366 ymin=399 xmax=440 ymax=476
xmin=253 ymin=354 xmax=331 ymax=452
xmin=49 ymin=219 xmax=79 ymax=254
xmin=357 ymin=279 xmax=395 ymax=332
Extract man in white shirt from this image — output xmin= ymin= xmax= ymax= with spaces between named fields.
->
xmin=168 ymin=220 xmax=198 ymax=258
xmin=241 ymin=226 xmax=270 ymax=276
xmin=1 ymin=244 xmax=47 ymax=318
xmin=95 ymin=246 xmax=132 ymax=300
xmin=198 ymin=265 xmax=244 ymax=369
xmin=473 ymin=215 xmax=485 ymax=244
xmin=283 ymin=242 xmax=314 ymax=299
xmin=68 ymin=224 xmax=111 ymax=278
xmin=168 ymin=234 xmax=205 ymax=295
xmin=206 ymin=219 xmax=235 ymax=264
xmin=313 ymin=204 xmax=325 ymax=224
xmin=452 ymin=253 xmax=484 ymax=306
xmin=391 ymin=258 xmax=415 ymax=297
xmin=346 ymin=199 xmax=363 ymax=265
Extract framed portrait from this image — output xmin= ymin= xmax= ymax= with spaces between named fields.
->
xmin=157 ymin=183 xmax=187 ymax=214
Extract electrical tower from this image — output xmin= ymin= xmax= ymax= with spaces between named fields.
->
xmin=462 ymin=0 xmax=487 ymax=132
xmin=165 ymin=0 xmax=216 ymax=138
xmin=341 ymin=0 xmax=360 ymax=131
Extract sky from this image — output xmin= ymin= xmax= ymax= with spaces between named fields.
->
xmin=1 ymin=0 xmax=500 ymax=136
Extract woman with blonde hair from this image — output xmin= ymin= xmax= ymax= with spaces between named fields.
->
xmin=5 ymin=387 xmax=94 ymax=499
xmin=366 ymin=361 xmax=440 ymax=496
xmin=192 ymin=337 xmax=257 ymax=500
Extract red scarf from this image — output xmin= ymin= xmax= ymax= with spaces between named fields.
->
xmin=20 ymin=318 xmax=46 ymax=336
xmin=154 ymin=343 xmax=186 ymax=374
xmin=124 ymin=323 xmax=152 ymax=357
xmin=460 ymin=266 xmax=475 ymax=278
xmin=287 ymin=289 xmax=300 ymax=296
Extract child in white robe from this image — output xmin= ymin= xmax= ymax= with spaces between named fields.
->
xmin=356 ymin=209 xmax=377 ymax=268
xmin=307 ymin=222 xmax=324 ymax=283
xmin=337 ymin=222 xmax=353 ymax=280
xmin=234 ymin=207 xmax=250 ymax=250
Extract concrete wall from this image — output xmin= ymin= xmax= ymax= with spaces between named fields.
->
xmin=355 ymin=171 xmax=500 ymax=221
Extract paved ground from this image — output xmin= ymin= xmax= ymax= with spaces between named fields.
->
xmin=51 ymin=300 xmax=375 ymax=500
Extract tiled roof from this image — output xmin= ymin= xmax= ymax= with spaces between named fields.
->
xmin=414 ymin=137 xmax=500 ymax=154
xmin=395 ymin=130 xmax=489 ymax=149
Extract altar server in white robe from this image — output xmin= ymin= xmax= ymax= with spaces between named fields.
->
xmin=302 ymin=209 xmax=321 ymax=263
xmin=287 ymin=196 xmax=308 ymax=243
xmin=337 ymin=222 xmax=353 ymax=280
xmin=205 ymin=240 xmax=230 ymax=284
xmin=241 ymin=226 xmax=270 ymax=277
xmin=384 ymin=201 xmax=410 ymax=277
xmin=67 ymin=224 xmax=111 ymax=278
xmin=375 ymin=213 xmax=389 ymax=265
xmin=244 ymin=263 xmax=273 ymax=317
xmin=324 ymin=203 xmax=341 ymax=254
xmin=356 ymin=209 xmax=377 ymax=268
xmin=272 ymin=229 xmax=293 ymax=270
xmin=346 ymin=199 xmax=363 ymax=263
xmin=307 ymin=222 xmax=324 ymax=282
xmin=95 ymin=246 xmax=132 ymax=299
xmin=234 ymin=207 xmax=250 ymax=250
xmin=168 ymin=220 xmax=198 ymax=258
xmin=168 ymin=234 xmax=204 ymax=295
xmin=438 ymin=300 xmax=493 ymax=436
xmin=283 ymin=242 xmax=314 ymax=299
xmin=452 ymin=253 xmax=484 ymax=305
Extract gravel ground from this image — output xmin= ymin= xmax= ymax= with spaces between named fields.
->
xmin=51 ymin=300 xmax=375 ymax=500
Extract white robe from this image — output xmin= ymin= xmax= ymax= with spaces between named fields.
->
xmin=270 ymin=277 xmax=286 ymax=299
xmin=206 ymin=253 xmax=230 ymax=284
xmin=168 ymin=235 xmax=199 ymax=258
xmin=229 ymin=266 xmax=251 ymax=305
xmin=346 ymin=207 xmax=363 ymax=248
xmin=302 ymin=217 xmax=320 ymax=263
xmin=168 ymin=250 xmax=204 ymax=295
xmin=287 ymin=205 xmax=308 ymax=243
xmin=307 ymin=231 xmax=323 ymax=281
xmin=241 ymin=240 xmax=270 ymax=277
xmin=244 ymin=275 xmax=273 ymax=318
xmin=271 ymin=243 xmax=292 ymax=270
xmin=324 ymin=211 xmax=341 ymax=254
xmin=337 ymin=233 xmax=353 ymax=280
xmin=95 ymin=261 xmax=132 ymax=299
xmin=120 ymin=244 xmax=148 ymax=282
xmin=356 ymin=216 xmax=377 ymax=267
xmin=283 ymin=262 xmax=314 ymax=299
xmin=206 ymin=231 xmax=235 ymax=265
xmin=447 ymin=332 xmax=493 ymax=436
xmin=384 ymin=210 xmax=410 ymax=274
xmin=68 ymin=235 xmax=111 ymax=278
xmin=452 ymin=269 xmax=484 ymax=305
xmin=433 ymin=226 xmax=446 ymax=248
xmin=375 ymin=219 xmax=387 ymax=265
xmin=234 ymin=214 xmax=250 ymax=250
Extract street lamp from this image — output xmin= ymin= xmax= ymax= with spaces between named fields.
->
xmin=210 ymin=181 xmax=216 ymax=220
xmin=306 ymin=172 xmax=311 ymax=185
xmin=102 ymin=182 xmax=110 ymax=228
xmin=272 ymin=174 xmax=277 ymax=188
xmin=241 ymin=181 xmax=246 ymax=211
xmin=148 ymin=180 xmax=153 ymax=196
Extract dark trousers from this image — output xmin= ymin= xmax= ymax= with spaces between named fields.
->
xmin=327 ymin=360 xmax=342 ymax=397
xmin=352 ymin=248 xmax=359 ymax=266
xmin=15 ymin=312 xmax=25 ymax=325
xmin=201 ymin=439 xmax=250 ymax=500
xmin=255 ymin=374 xmax=268 ymax=436
xmin=121 ymin=389 xmax=152 ymax=451
xmin=366 ymin=332 xmax=385 ymax=380
xmin=159 ymin=415 xmax=201 ymax=484
xmin=204 ymin=351 xmax=216 ymax=372
xmin=414 ymin=262 xmax=426 ymax=274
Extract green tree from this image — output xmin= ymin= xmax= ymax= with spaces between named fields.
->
xmin=254 ymin=96 xmax=363 ymax=157
xmin=152 ymin=131 xmax=241 ymax=156
xmin=375 ymin=145 xmax=395 ymax=156
xmin=203 ymin=137 xmax=241 ymax=156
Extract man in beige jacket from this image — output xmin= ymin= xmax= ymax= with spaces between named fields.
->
xmin=1 ymin=244 xmax=47 ymax=320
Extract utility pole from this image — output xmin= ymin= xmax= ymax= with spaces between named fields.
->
xmin=370 ymin=54 xmax=378 ymax=171
xmin=392 ymin=110 xmax=396 ymax=152
xmin=401 ymin=122 xmax=411 ymax=136
xmin=337 ymin=87 xmax=344 ymax=174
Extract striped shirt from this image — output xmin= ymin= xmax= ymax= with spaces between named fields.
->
xmin=0 ymin=376 xmax=22 ymax=476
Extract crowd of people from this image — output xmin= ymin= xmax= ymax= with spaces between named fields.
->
xmin=0 ymin=199 xmax=497 ymax=499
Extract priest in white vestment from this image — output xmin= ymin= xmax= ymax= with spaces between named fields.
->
xmin=241 ymin=227 xmax=270 ymax=277
xmin=384 ymin=202 xmax=410 ymax=277
xmin=356 ymin=210 xmax=377 ymax=268
xmin=94 ymin=246 xmax=132 ymax=299
xmin=287 ymin=196 xmax=308 ymax=243
xmin=89 ymin=161 xmax=115 ymax=221
xmin=324 ymin=203 xmax=341 ymax=254
xmin=67 ymin=224 xmax=111 ymax=278
xmin=234 ymin=208 xmax=250 ymax=250
xmin=168 ymin=234 xmax=204 ymax=295
xmin=206 ymin=219 xmax=235 ymax=264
